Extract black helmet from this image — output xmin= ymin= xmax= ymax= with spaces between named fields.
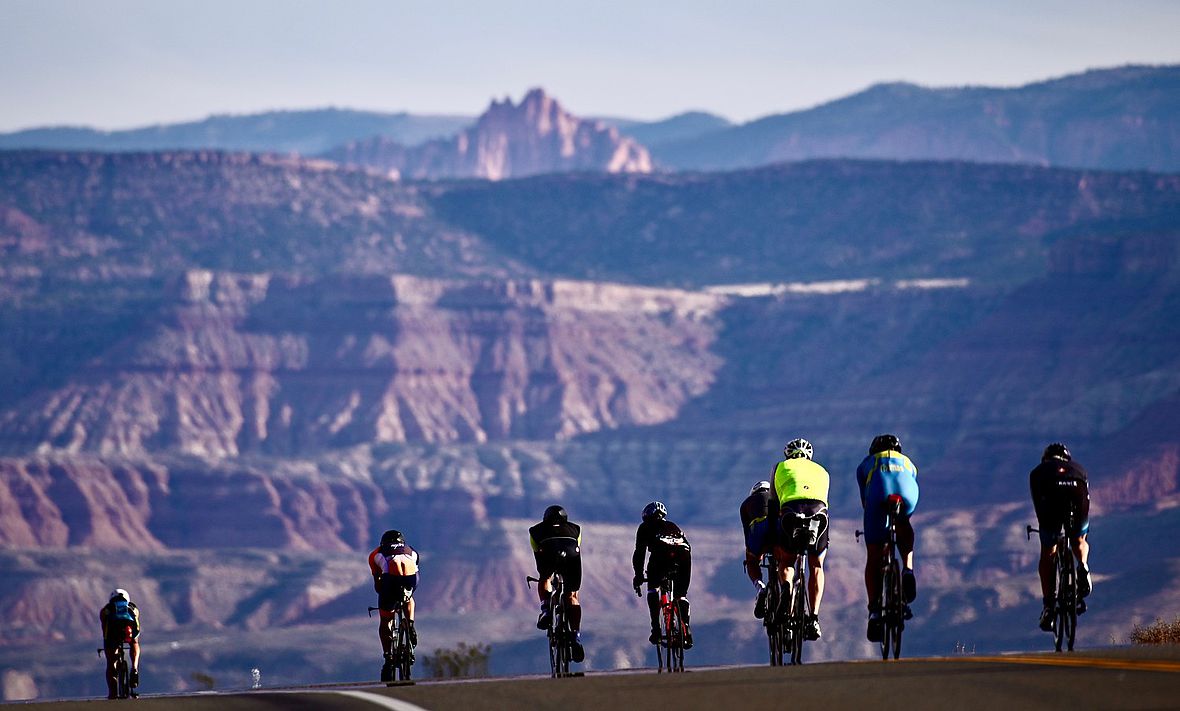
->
xmin=642 ymin=501 xmax=667 ymax=522
xmin=1042 ymin=443 xmax=1071 ymax=462
xmin=869 ymin=434 xmax=901 ymax=455
xmin=543 ymin=505 xmax=567 ymax=524
xmin=380 ymin=529 xmax=404 ymax=551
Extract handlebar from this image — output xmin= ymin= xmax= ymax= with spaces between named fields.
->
xmin=1026 ymin=524 xmax=1038 ymax=541
xmin=633 ymin=576 xmax=646 ymax=597
xmin=855 ymin=529 xmax=864 ymax=542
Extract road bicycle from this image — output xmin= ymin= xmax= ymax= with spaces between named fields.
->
xmin=637 ymin=565 xmax=687 ymax=673
xmin=527 ymin=573 xmax=577 ymax=677
xmin=758 ymin=553 xmax=786 ymax=666
xmin=368 ymin=603 xmax=415 ymax=682
xmin=96 ymin=627 xmax=136 ymax=700
xmin=857 ymin=493 xmax=909 ymax=660
xmin=1027 ymin=508 xmax=1081 ymax=652
xmin=780 ymin=509 xmax=826 ymax=665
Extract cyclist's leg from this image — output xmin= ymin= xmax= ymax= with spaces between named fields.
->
xmin=128 ymin=638 xmax=141 ymax=686
xmin=808 ymin=550 xmax=826 ymax=615
xmin=103 ymin=646 xmax=119 ymax=698
xmin=378 ymin=612 xmax=395 ymax=656
xmin=645 ymin=560 xmax=665 ymax=641
xmin=675 ymin=558 xmax=693 ymax=647
xmin=1068 ymin=486 xmax=1092 ymax=596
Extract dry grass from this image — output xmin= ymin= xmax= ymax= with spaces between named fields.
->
xmin=1130 ymin=617 xmax=1180 ymax=645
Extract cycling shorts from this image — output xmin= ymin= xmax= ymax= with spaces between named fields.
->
xmin=1033 ymin=481 xmax=1090 ymax=547
xmin=744 ymin=516 xmax=775 ymax=556
xmin=777 ymin=499 xmax=829 ymax=555
xmin=103 ymin=622 xmax=138 ymax=649
xmin=646 ymin=553 xmax=692 ymax=596
xmin=862 ymin=486 xmax=918 ymax=546
xmin=535 ymin=539 xmax=582 ymax=593
xmin=378 ymin=572 xmax=418 ymax=618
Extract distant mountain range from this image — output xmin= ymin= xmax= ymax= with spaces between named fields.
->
xmin=2 ymin=65 xmax=1177 ymax=174
xmin=656 ymin=64 xmax=1180 ymax=172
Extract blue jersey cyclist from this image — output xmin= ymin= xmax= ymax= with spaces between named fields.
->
xmin=772 ymin=438 xmax=830 ymax=641
xmin=99 ymin=589 xmax=141 ymax=699
xmin=856 ymin=433 xmax=919 ymax=642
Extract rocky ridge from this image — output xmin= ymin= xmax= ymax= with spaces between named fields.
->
xmin=323 ymin=88 xmax=653 ymax=180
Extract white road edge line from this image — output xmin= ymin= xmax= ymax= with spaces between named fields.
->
xmin=332 ymin=689 xmax=431 ymax=711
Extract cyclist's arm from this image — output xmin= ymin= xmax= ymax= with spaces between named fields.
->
xmin=99 ymin=606 xmax=108 ymax=638
xmin=632 ymin=527 xmax=647 ymax=577
xmin=855 ymin=458 xmax=870 ymax=508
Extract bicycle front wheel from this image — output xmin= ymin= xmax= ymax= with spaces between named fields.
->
xmin=396 ymin=623 xmax=413 ymax=680
xmin=1057 ymin=554 xmax=1078 ymax=653
xmin=880 ymin=562 xmax=895 ymax=661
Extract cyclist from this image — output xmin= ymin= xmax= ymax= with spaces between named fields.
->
xmin=772 ymin=438 xmax=830 ymax=641
xmin=740 ymin=480 xmax=778 ymax=618
xmin=857 ymin=433 xmax=919 ymax=642
xmin=529 ymin=505 xmax=585 ymax=663
xmin=632 ymin=501 xmax=693 ymax=648
xmin=1030 ymin=442 xmax=1092 ymax=631
xmin=99 ymin=588 xmax=140 ymax=699
xmin=368 ymin=529 xmax=420 ymax=677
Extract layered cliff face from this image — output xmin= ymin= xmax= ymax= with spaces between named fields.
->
xmin=324 ymin=89 xmax=653 ymax=180
xmin=0 ymin=272 xmax=723 ymax=457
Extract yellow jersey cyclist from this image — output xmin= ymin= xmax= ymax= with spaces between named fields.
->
xmin=772 ymin=437 xmax=831 ymax=641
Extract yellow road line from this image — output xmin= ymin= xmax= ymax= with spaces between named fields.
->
xmin=932 ymin=655 xmax=1180 ymax=673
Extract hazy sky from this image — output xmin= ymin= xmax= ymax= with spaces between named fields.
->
xmin=2 ymin=0 xmax=1178 ymax=132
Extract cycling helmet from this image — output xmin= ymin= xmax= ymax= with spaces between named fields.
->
xmin=750 ymin=480 xmax=772 ymax=496
xmin=784 ymin=438 xmax=813 ymax=460
xmin=642 ymin=501 xmax=667 ymax=522
xmin=379 ymin=529 xmax=405 ymax=551
xmin=869 ymin=434 xmax=901 ymax=455
xmin=1042 ymin=443 xmax=1071 ymax=462
xmin=109 ymin=589 xmax=129 ymax=601
xmin=542 ymin=505 xmax=568 ymax=524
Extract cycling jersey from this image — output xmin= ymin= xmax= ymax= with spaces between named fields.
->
xmin=857 ymin=449 xmax=919 ymax=545
xmin=773 ymin=458 xmax=830 ymax=506
xmin=1030 ymin=459 xmax=1091 ymax=546
xmin=369 ymin=543 xmax=420 ymax=616
xmin=529 ymin=519 xmax=583 ymax=592
xmin=99 ymin=600 xmax=140 ymax=645
xmin=633 ymin=519 xmax=692 ymax=594
xmin=368 ymin=543 xmax=420 ymax=578
xmin=740 ymin=489 xmax=778 ymax=555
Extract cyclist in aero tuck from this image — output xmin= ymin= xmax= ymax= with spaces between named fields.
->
xmin=773 ymin=438 xmax=831 ymax=641
xmin=99 ymin=588 xmax=140 ymax=699
xmin=369 ymin=529 xmax=420 ymax=677
xmin=1030 ymin=443 xmax=1093 ymax=631
xmin=633 ymin=501 xmax=694 ymax=648
xmin=740 ymin=480 xmax=779 ymax=619
xmin=529 ymin=505 xmax=585 ymax=663
xmin=857 ymin=434 xmax=919 ymax=642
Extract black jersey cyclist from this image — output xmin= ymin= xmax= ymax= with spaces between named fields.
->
xmin=740 ymin=480 xmax=778 ymax=618
xmin=632 ymin=501 xmax=693 ymax=648
xmin=1030 ymin=442 xmax=1093 ymax=631
xmin=529 ymin=504 xmax=585 ymax=663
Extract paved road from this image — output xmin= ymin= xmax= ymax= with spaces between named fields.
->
xmin=28 ymin=648 xmax=1180 ymax=710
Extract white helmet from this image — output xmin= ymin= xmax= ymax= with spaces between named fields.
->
xmin=109 ymin=588 xmax=129 ymax=601
xmin=750 ymin=480 xmax=771 ymax=495
xmin=784 ymin=438 xmax=813 ymax=460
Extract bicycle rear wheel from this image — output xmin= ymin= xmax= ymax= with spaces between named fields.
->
xmin=789 ymin=573 xmax=806 ymax=665
xmin=1056 ymin=552 xmax=1077 ymax=652
xmin=766 ymin=583 xmax=783 ymax=666
xmin=880 ymin=561 xmax=895 ymax=661
xmin=890 ymin=556 xmax=904 ymax=659
xmin=396 ymin=621 xmax=413 ymax=680
xmin=115 ymin=655 xmax=129 ymax=699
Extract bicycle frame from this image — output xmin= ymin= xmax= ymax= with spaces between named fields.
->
xmin=527 ymin=574 xmax=573 ymax=677
xmin=780 ymin=510 xmax=824 ymax=665
xmin=1027 ymin=511 xmax=1079 ymax=652
xmin=368 ymin=602 xmax=415 ymax=682
xmin=759 ymin=553 xmax=786 ymax=666
xmin=651 ymin=567 xmax=686 ymax=673
xmin=96 ymin=633 xmax=135 ymax=700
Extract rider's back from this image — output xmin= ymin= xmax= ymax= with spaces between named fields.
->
xmin=774 ymin=458 xmax=830 ymax=505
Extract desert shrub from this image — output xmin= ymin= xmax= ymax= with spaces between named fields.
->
xmin=1130 ymin=617 xmax=1180 ymax=645
xmin=421 ymin=642 xmax=490 ymax=679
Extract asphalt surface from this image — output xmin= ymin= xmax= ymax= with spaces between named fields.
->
xmin=22 ymin=647 xmax=1180 ymax=710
